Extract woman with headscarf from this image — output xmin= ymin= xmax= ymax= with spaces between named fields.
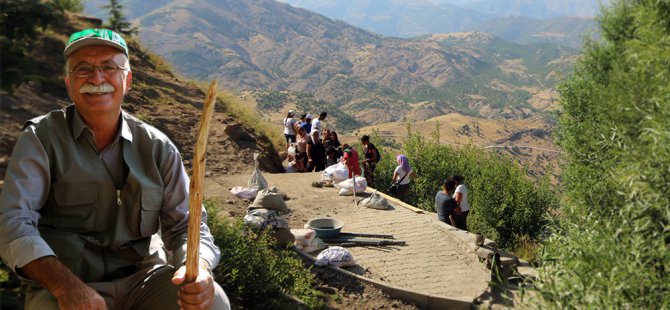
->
xmin=391 ymin=155 xmax=417 ymax=202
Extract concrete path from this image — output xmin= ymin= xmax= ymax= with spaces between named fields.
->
xmin=206 ymin=172 xmax=491 ymax=307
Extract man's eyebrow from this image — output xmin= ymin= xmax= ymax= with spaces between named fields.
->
xmin=71 ymin=59 xmax=117 ymax=67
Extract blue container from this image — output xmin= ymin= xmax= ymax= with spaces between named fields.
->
xmin=308 ymin=218 xmax=344 ymax=238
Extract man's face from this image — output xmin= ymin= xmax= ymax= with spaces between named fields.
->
xmin=65 ymin=45 xmax=132 ymax=121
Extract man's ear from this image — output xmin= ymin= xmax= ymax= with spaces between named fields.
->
xmin=64 ymin=75 xmax=72 ymax=98
xmin=125 ymin=70 xmax=133 ymax=91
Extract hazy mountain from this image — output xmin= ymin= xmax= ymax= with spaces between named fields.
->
xmin=279 ymin=0 xmax=493 ymax=38
xmin=432 ymin=0 xmax=607 ymax=18
xmin=469 ymin=0 xmax=608 ymax=19
xmin=83 ymin=0 xmax=577 ymax=124
xmin=279 ymin=0 xmax=600 ymax=48
xmin=471 ymin=16 xmax=596 ymax=48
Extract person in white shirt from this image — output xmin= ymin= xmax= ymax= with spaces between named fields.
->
xmin=283 ymin=110 xmax=296 ymax=151
xmin=453 ymin=175 xmax=470 ymax=231
xmin=306 ymin=112 xmax=327 ymax=171
xmin=310 ymin=111 xmax=327 ymax=142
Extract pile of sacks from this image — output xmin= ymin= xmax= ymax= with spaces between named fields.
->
xmin=243 ymin=187 xmax=294 ymax=246
xmin=290 ymin=225 xmax=327 ymax=253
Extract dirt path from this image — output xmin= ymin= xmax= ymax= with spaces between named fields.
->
xmin=205 ymin=171 xmax=491 ymax=307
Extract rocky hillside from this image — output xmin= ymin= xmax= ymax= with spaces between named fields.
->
xmin=0 ymin=13 xmax=284 ymax=183
xmin=84 ymin=0 xmax=577 ymax=125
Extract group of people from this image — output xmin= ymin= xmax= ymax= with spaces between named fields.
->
xmin=283 ymin=110 xmax=342 ymax=173
xmin=435 ymin=175 xmax=470 ymax=231
xmin=284 ymin=110 xmax=471 ymax=232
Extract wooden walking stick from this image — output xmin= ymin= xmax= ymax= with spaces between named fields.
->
xmin=185 ymin=79 xmax=217 ymax=282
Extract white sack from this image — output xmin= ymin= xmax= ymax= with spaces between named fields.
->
xmin=359 ymin=190 xmax=389 ymax=210
xmin=230 ymin=186 xmax=259 ymax=200
xmin=248 ymin=153 xmax=269 ymax=190
xmin=315 ymin=246 xmax=356 ymax=267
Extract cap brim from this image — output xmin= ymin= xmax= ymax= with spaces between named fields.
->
xmin=64 ymin=38 xmax=128 ymax=59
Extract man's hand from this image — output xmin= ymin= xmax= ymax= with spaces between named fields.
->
xmin=55 ymin=282 xmax=106 ymax=310
xmin=19 ymin=256 xmax=106 ymax=309
xmin=171 ymin=263 xmax=215 ymax=310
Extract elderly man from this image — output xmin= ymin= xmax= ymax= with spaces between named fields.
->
xmin=0 ymin=28 xmax=230 ymax=309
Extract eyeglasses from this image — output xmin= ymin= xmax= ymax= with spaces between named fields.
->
xmin=68 ymin=63 xmax=129 ymax=78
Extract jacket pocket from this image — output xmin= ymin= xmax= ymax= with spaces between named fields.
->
xmin=51 ymin=182 xmax=100 ymax=230
xmin=140 ymin=187 xmax=162 ymax=236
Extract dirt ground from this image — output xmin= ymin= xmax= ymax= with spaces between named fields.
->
xmin=206 ymin=170 xmax=423 ymax=309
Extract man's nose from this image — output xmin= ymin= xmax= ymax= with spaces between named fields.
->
xmin=88 ymin=68 xmax=107 ymax=83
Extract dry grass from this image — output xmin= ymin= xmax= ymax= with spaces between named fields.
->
xmin=214 ymin=89 xmax=286 ymax=152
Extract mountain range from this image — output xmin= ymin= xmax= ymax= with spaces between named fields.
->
xmin=279 ymin=0 xmax=602 ymax=47
xmin=84 ymin=0 xmax=577 ymax=126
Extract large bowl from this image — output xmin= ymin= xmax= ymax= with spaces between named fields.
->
xmin=308 ymin=218 xmax=344 ymax=238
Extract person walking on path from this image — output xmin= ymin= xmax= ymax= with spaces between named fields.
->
xmin=361 ymin=135 xmax=380 ymax=187
xmin=453 ymin=175 xmax=470 ymax=231
xmin=391 ymin=155 xmax=417 ymax=202
xmin=0 ymin=28 xmax=229 ymax=310
xmin=435 ymin=177 xmax=458 ymax=227
xmin=283 ymin=109 xmax=296 ymax=151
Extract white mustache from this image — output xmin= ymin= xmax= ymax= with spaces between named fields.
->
xmin=79 ymin=83 xmax=115 ymax=94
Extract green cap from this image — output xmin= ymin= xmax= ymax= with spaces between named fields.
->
xmin=64 ymin=28 xmax=128 ymax=59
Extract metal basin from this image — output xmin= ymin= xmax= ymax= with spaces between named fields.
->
xmin=308 ymin=218 xmax=344 ymax=238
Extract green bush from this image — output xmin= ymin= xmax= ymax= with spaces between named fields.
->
xmin=204 ymin=199 xmax=324 ymax=309
xmin=373 ymin=126 xmax=557 ymax=249
xmin=536 ymin=0 xmax=670 ymax=308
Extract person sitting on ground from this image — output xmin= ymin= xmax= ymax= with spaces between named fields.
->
xmin=435 ymin=177 xmax=458 ymax=227
xmin=286 ymin=154 xmax=306 ymax=173
xmin=283 ymin=109 xmax=296 ymax=151
xmin=361 ymin=135 xmax=379 ymax=187
xmin=453 ymin=175 xmax=470 ymax=231
xmin=0 ymin=28 xmax=230 ymax=310
xmin=341 ymin=144 xmax=361 ymax=178
xmin=391 ymin=154 xmax=417 ymax=202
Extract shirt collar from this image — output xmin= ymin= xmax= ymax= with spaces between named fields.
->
xmin=71 ymin=108 xmax=133 ymax=143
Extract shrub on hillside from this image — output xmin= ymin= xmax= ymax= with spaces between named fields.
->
xmin=536 ymin=0 xmax=670 ymax=308
xmin=375 ymin=127 xmax=557 ymax=249
xmin=204 ymin=199 xmax=324 ymax=309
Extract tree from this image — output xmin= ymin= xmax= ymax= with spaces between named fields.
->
xmin=536 ymin=0 xmax=670 ymax=308
xmin=52 ymin=0 xmax=84 ymax=13
xmin=102 ymin=0 xmax=138 ymax=36
xmin=0 ymin=0 xmax=63 ymax=94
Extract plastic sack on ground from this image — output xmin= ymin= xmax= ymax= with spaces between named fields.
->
xmin=249 ymin=187 xmax=288 ymax=213
xmin=336 ymin=176 xmax=367 ymax=196
xmin=230 ymin=186 xmax=259 ymax=200
xmin=243 ymin=209 xmax=289 ymax=230
xmin=315 ymin=246 xmax=356 ymax=267
xmin=288 ymin=145 xmax=297 ymax=157
xmin=298 ymin=237 xmax=327 ymax=253
xmin=322 ymin=162 xmax=349 ymax=182
xmin=248 ymin=153 xmax=268 ymax=190
xmin=290 ymin=228 xmax=316 ymax=246
xmin=359 ymin=190 xmax=389 ymax=210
